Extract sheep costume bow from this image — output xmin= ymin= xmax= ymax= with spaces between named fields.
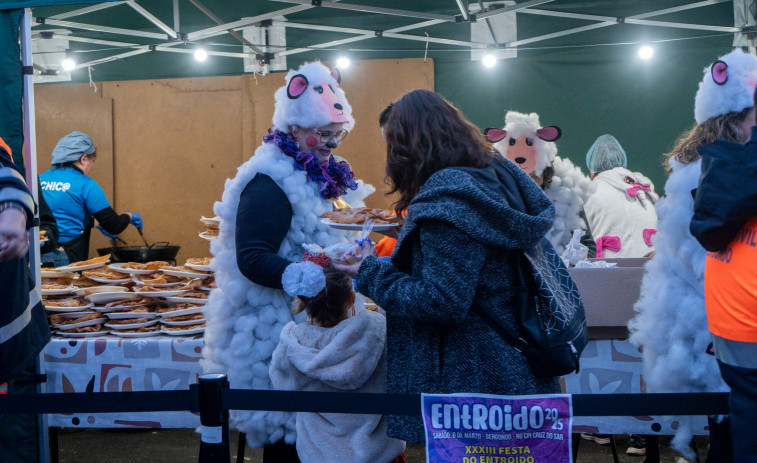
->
xmin=273 ymin=63 xmax=354 ymax=132
xmin=484 ymin=111 xmax=561 ymax=177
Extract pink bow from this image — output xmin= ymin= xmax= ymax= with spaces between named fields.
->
xmin=596 ymin=235 xmax=621 ymax=258
xmin=643 ymin=229 xmax=657 ymax=247
xmin=626 ymin=182 xmax=652 ymax=197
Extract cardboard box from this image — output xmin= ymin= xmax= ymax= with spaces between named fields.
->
xmin=568 ymin=258 xmax=648 ymax=337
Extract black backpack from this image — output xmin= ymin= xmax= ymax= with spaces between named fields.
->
xmin=478 ymin=238 xmax=588 ymax=377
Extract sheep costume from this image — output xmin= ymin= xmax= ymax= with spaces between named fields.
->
xmin=486 ymin=111 xmax=594 ymax=254
xmin=583 ymin=167 xmax=659 ymax=258
xmin=202 ymin=62 xmax=374 ymax=448
xmin=629 ymin=48 xmax=757 ymax=457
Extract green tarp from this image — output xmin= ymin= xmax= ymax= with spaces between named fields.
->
xmin=0 ymin=9 xmax=24 ymax=174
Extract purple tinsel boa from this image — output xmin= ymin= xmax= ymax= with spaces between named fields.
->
xmin=263 ymin=129 xmax=358 ymax=200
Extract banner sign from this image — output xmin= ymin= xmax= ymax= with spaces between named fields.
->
xmin=422 ymin=393 xmax=572 ymax=463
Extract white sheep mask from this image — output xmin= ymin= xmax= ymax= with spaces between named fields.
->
xmin=485 ymin=111 xmax=561 ymax=177
xmin=272 ymin=61 xmax=354 ymax=133
xmin=694 ymin=48 xmax=757 ymax=124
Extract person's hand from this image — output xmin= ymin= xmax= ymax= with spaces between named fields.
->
xmin=0 ymin=208 xmax=29 ymax=261
xmin=97 ymin=225 xmax=118 ymax=240
xmin=332 ymin=244 xmax=376 ymax=279
xmin=127 ymin=211 xmax=143 ymax=230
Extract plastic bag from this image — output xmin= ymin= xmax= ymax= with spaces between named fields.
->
xmin=574 ymin=259 xmax=617 ymax=269
xmin=561 ymin=229 xmax=589 ymax=266
xmin=302 ymin=220 xmax=375 ymax=264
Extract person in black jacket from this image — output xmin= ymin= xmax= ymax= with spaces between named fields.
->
xmin=691 ymin=121 xmax=757 ymax=463
xmin=0 ymin=136 xmax=51 ymax=462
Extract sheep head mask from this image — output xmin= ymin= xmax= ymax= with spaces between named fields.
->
xmin=694 ymin=48 xmax=757 ymax=124
xmin=272 ymin=62 xmax=355 ymax=133
xmin=485 ymin=111 xmax=561 ymax=177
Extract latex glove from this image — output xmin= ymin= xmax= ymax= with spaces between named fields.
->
xmin=127 ymin=211 xmax=143 ymax=230
xmin=97 ymin=225 xmax=119 ymax=240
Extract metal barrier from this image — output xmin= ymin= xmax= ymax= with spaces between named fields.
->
xmin=0 ymin=373 xmax=731 ymax=463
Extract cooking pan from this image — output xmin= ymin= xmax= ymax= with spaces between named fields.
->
xmin=97 ymin=241 xmax=180 ymax=263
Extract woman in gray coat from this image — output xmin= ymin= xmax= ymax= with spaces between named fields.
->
xmin=335 ymin=89 xmax=560 ymax=444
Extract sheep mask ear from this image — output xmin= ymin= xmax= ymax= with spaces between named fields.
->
xmin=711 ymin=60 xmax=728 ymax=86
xmin=536 ymin=126 xmax=562 ymax=142
xmin=484 ymin=128 xmax=507 ymax=142
xmin=287 ymin=74 xmax=309 ymax=99
xmin=330 ymin=68 xmax=342 ymax=84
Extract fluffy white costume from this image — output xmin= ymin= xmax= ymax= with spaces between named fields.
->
xmin=201 ymin=62 xmax=374 ymax=448
xmin=270 ymin=310 xmax=406 ymax=463
xmin=628 ymin=160 xmax=721 ymax=455
xmin=543 ymin=156 xmax=594 ymax=255
xmin=490 ymin=111 xmax=593 ymax=254
xmin=630 ymin=49 xmax=757 ymax=457
xmin=584 ymin=167 xmax=658 ymax=258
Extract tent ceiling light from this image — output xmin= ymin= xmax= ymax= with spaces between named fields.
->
xmin=336 ymin=55 xmax=350 ymax=69
xmin=60 ymin=57 xmax=76 ymax=71
xmin=638 ymin=45 xmax=654 ymax=60
xmin=482 ymin=54 xmax=497 ymax=68
xmin=194 ymin=48 xmax=208 ymax=62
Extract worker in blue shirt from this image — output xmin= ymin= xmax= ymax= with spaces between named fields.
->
xmin=39 ymin=131 xmax=143 ymax=264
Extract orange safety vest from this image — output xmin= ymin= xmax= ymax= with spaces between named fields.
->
xmin=705 ymin=217 xmax=757 ymax=342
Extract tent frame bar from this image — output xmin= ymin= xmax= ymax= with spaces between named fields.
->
xmin=29 ymin=0 xmax=738 ymax=71
xmin=126 ymin=1 xmax=179 ymax=39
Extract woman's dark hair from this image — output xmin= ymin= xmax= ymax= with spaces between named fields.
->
xmin=292 ymin=264 xmax=353 ymax=328
xmin=380 ymin=89 xmax=495 ymax=215
xmin=663 ymin=106 xmax=752 ymax=174
xmin=53 ymin=161 xmax=78 ymax=169
xmin=540 ymin=164 xmax=555 ymax=190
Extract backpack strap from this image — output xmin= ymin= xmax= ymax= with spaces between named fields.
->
xmin=472 ymin=249 xmax=534 ymax=353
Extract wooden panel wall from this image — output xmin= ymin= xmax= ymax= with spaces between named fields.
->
xmin=33 ymin=58 xmax=434 ymax=262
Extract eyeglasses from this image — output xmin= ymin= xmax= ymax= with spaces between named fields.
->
xmin=315 ymin=129 xmax=349 ymax=144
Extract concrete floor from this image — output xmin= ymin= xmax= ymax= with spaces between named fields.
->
xmin=54 ymin=428 xmax=710 ymax=462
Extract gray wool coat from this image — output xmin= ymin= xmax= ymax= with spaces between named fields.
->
xmin=356 ymin=157 xmax=561 ymax=444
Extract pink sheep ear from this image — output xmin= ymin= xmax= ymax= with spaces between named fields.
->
xmin=711 ymin=60 xmax=728 ymax=86
xmin=536 ymin=126 xmax=561 ymax=142
xmin=330 ymin=68 xmax=342 ymax=84
xmin=484 ymin=128 xmax=507 ymax=142
xmin=287 ymin=74 xmax=309 ymax=99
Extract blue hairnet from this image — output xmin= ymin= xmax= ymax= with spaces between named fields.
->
xmin=585 ymin=134 xmax=627 ymax=173
xmin=51 ymin=131 xmax=95 ymax=165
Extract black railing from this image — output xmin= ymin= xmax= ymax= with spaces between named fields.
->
xmin=0 ymin=374 xmax=730 ymax=463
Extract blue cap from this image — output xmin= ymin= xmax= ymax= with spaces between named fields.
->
xmin=586 ymin=134 xmax=627 ymax=173
xmin=52 ymin=131 xmax=95 ymax=165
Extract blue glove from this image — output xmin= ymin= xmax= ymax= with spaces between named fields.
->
xmin=128 ymin=211 xmax=143 ymax=230
xmin=97 ymin=225 xmax=118 ymax=240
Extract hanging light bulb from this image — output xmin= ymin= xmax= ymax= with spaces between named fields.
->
xmin=482 ymin=54 xmax=497 ymax=68
xmin=194 ymin=48 xmax=208 ymax=62
xmin=336 ymin=55 xmax=351 ymax=69
xmin=638 ymin=45 xmax=654 ymax=60
xmin=61 ymin=54 xmax=76 ymax=71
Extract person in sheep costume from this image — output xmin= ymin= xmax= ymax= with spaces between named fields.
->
xmin=629 ymin=48 xmax=757 ymax=460
xmin=485 ymin=111 xmax=595 ymax=255
xmin=201 ymin=61 xmax=374 ymax=457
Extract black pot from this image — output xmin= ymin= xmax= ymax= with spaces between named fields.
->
xmin=97 ymin=242 xmax=180 ymax=263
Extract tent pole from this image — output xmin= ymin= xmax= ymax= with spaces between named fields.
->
xmin=20 ymin=7 xmax=49 ymax=463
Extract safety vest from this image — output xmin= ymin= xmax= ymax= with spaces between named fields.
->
xmin=705 ymin=217 xmax=757 ymax=368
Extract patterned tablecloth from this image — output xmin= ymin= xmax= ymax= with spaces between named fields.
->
xmin=43 ymin=335 xmax=203 ymax=429
xmin=43 ymin=336 xmax=708 ymax=434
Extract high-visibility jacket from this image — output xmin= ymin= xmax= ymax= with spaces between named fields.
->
xmin=694 ymin=131 xmax=757 ymax=368
xmin=0 ymin=140 xmax=50 ymax=383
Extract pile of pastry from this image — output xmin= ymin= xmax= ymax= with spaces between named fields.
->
xmin=42 ymin=255 xmax=215 ymax=338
